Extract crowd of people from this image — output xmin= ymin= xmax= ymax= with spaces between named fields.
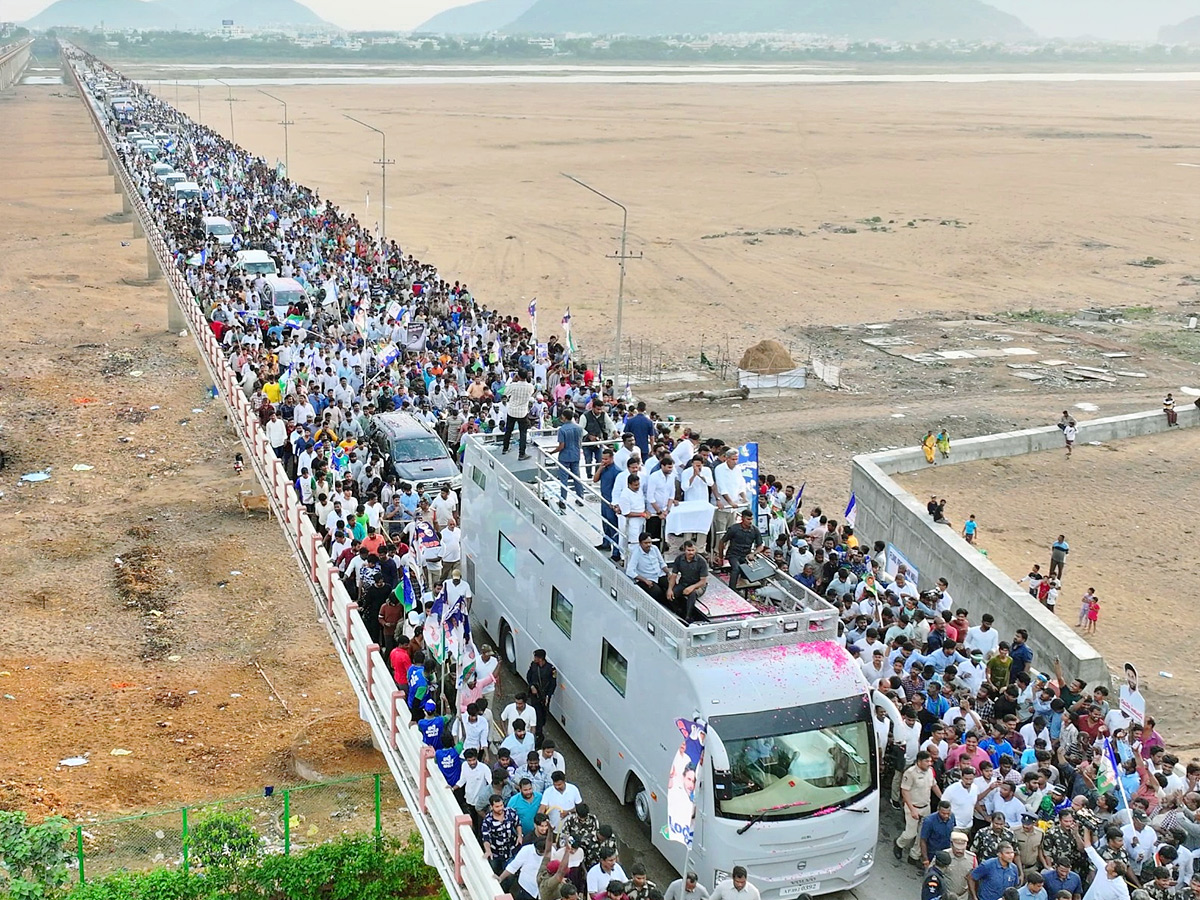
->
xmin=76 ymin=50 xmax=1199 ymax=900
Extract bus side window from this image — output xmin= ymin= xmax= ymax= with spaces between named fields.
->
xmin=601 ymin=639 xmax=628 ymax=697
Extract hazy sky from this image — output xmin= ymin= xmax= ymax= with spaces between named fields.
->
xmin=8 ymin=0 xmax=1200 ymax=39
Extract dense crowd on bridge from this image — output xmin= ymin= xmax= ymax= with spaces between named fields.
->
xmin=76 ymin=50 xmax=1200 ymax=900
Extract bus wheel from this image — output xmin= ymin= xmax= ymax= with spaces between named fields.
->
xmin=628 ymin=777 xmax=651 ymax=833
xmin=500 ymin=622 xmax=517 ymax=669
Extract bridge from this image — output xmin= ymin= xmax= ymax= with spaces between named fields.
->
xmin=58 ymin=43 xmax=509 ymax=900
xmin=0 ymin=39 xmax=34 ymax=92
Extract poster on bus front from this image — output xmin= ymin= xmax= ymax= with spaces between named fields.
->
xmin=666 ymin=718 xmax=707 ymax=847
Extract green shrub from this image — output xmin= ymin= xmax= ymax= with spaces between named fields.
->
xmin=0 ymin=811 xmax=72 ymax=900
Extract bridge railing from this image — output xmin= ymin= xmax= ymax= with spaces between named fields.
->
xmin=59 ymin=44 xmax=508 ymax=900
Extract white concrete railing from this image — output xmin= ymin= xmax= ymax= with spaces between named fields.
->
xmin=61 ymin=47 xmax=509 ymax=900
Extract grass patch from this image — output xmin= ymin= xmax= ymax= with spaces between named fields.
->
xmin=1004 ymin=308 xmax=1071 ymax=325
xmin=1119 ymin=305 xmax=1156 ymax=320
xmin=1128 ymin=256 xmax=1167 ymax=267
xmin=1138 ymin=328 xmax=1200 ymax=363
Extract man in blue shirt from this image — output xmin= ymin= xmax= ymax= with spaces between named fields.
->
xmin=920 ymin=801 xmax=956 ymax=866
xmin=970 ymin=843 xmax=1020 ymax=900
xmin=625 ymin=401 xmax=656 ymax=460
xmin=1009 ymin=630 xmax=1033 ymax=684
xmin=553 ymin=408 xmax=585 ymax=506
xmin=418 ymin=699 xmax=446 ymax=749
xmin=505 ymin=778 xmax=543 ymax=835
xmin=592 ymin=448 xmax=621 ymax=561
xmin=1039 ymin=860 xmax=1081 ymax=900
xmin=436 ymin=744 xmax=462 ymax=786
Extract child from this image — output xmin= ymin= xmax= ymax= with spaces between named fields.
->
xmin=1084 ymin=596 xmax=1100 ymax=634
xmin=1044 ymin=579 xmax=1059 ymax=613
xmin=1077 ymin=587 xmax=1096 ymax=627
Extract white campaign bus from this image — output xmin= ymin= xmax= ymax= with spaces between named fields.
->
xmin=461 ymin=433 xmax=897 ymax=899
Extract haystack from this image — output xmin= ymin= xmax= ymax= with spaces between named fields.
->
xmin=738 ymin=340 xmax=797 ymax=375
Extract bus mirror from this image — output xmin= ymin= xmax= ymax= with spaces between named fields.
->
xmin=711 ymin=769 xmax=733 ymax=802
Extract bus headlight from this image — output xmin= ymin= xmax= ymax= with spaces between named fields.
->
xmin=856 ymin=850 xmax=874 ymax=870
xmin=714 ymin=870 xmax=730 ymax=885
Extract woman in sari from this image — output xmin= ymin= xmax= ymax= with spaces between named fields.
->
xmin=921 ymin=430 xmax=936 ymax=464
xmin=935 ymin=428 xmax=951 ymax=459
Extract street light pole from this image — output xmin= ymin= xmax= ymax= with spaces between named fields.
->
xmin=216 ymin=78 xmax=236 ymax=142
xmin=344 ymin=114 xmax=394 ymax=244
xmin=258 ymin=88 xmax=293 ymax=173
xmin=194 ymin=84 xmax=202 ymax=124
xmin=562 ymin=173 xmax=642 ymax=386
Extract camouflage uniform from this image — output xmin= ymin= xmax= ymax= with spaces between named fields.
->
xmin=558 ymin=811 xmax=601 ymax=869
xmin=626 ymin=880 xmax=658 ymax=900
xmin=1041 ymin=825 xmax=1081 ymax=870
xmin=971 ymin=825 xmax=1016 ymax=861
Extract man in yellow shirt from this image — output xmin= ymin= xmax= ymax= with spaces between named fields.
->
xmin=263 ymin=379 xmax=282 ymax=404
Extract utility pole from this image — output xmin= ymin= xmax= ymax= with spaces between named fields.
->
xmin=258 ymin=88 xmax=293 ymax=173
xmin=562 ymin=173 xmax=642 ymax=385
xmin=216 ymin=78 xmax=237 ymax=142
xmin=194 ymin=84 xmax=202 ymax=124
xmin=344 ymin=114 xmax=394 ymax=243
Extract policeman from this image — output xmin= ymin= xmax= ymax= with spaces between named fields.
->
xmin=922 ymin=850 xmax=950 ymax=900
xmin=526 ymin=648 xmax=557 ymax=748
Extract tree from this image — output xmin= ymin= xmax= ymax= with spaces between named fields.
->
xmin=187 ymin=807 xmax=261 ymax=887
xmin=0 ymin=811 xmax=72 ymax=900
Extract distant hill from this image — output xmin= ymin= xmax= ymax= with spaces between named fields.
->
xmin=25 ymin=0 xmax=330 ymax=30
xmin=504 ymin=0 xmax=1035 ymax=42
xmin=1160 ymin=14 xmax=1200 ymax=43
xmin=415 ymin=0 xmax=537 ymax=34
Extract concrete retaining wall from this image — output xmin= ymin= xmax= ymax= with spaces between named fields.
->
xmin=0 ymin=40 xmax=33 ymax=92
xmin=850 ymin=403 xmax=1200 ymax=690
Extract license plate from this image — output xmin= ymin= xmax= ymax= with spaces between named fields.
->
xmin=779 ymin=884 xmax=820 ymax=899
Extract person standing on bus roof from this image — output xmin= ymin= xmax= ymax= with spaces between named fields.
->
xmin=718 ymin=510 xmax=766 ymax=591
xmin=501 ymin=370 xmax=534 ymax=459
xmin=527 ymin=649 xmax=557 ymax=747
xmin=593 ymin=448 xmax=622 ymax=561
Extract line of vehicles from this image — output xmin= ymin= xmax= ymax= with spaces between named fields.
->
xmin=80 ymin=57 xmax=895 ymax=899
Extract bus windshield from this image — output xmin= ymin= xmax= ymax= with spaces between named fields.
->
xmin=712 ymin=694 xmax=874 ymax=821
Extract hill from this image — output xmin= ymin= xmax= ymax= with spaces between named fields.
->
xmin=415 ymin=0 xmax=537 ymax=34
xmin=25 ymin=0 xmax=329 ymax=30
xmin=1160 ymin=14 xmax=1200 ymax=43
xmin=505 ymin=0 xmax=1034 ymax=41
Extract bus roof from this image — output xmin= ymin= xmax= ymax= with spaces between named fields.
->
xmin=688 ymin=641 xmax=868 ymax=718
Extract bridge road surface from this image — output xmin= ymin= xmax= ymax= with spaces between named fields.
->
xmin=480 ymin=625 xmax=922 ymax=899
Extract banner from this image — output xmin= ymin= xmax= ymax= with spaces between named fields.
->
xmin=737 ymin=443 xmax=760 ymax=525
xmin=885 ymin=543 xmax=920 ymax=586
xmin=666 ymin=718 xmax=707 ymax=847
xmin=404 ymin=323 xmax=427 ymax=352
xmin=1119 ymin=662 xmax=1146 ymax=726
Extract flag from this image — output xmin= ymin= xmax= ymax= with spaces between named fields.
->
xmin=562 ymin=308 xmax=575 ymax=359
xmin=284 ymin=314 xmax=305 ymax=329
xmin=528 ymin=297 xmax=537 ymax=320
xmin=423 ymin=586 xmax=447 ymax=664
xmin=393 ymin=566 xmax=417 ymax=613
xmin=737 ymin=443 xmax=760 ymax=523
xmin=844 ymin=492 xmax=857 ymax=527
xmin=665 ymin=718 xmax=707 ymax=847
xmin=457 ymin=639 xmax=479 ymax=685
xmin=365 ymin=190 xmax=370 ymax=215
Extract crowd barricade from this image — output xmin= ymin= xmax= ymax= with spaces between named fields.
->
xmin=60 ymin=46 xmax=510 ymax=900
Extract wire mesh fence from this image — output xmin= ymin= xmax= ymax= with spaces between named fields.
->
xmin=73 ymin=773 xmax=411 ymax=885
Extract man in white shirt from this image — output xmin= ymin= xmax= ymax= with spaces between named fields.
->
xmin=439 ymin=520 xmax=463 ymax=583
xmin=626 ymin=534 xmax=669 ymax=604
xmin=500 ymin=371 xmax=535 ymax=459
xmin=539 ymin=771 xmax=582 ymax=829
xmin=964 ymin=614 xmax=1001 ymax=659
xmin=678 ymin=455 xmax=715 ymax=547
xmin=499 ymin=839 xmax=545 ymax=899
xmin=613 ymin=433 xmax=638 ymax=471
xmin=955 ymin=651 xmax=988 ymax=696
xmin=586 ymin=851 xmax=628 ymax=895
xmin=613 ymin=475 xmax=649 ymax=562
xmin=442 ymin=569 xmax=473 ymax=610
xmin=712 ymin=449 xmax=748 ymax=561
xmin=941 ymin=767 xmax=984 ymax=829
xmin=456 ymin=748 xmax=491 ymax=804
xmin=710 ymin=866 xmax=761 ymax=900
xmin=431 ymin=486 xmax=458 ymax=533
xmin=644 ymin=457 xmax=678 ymax=549
xmin=501 ymin=694 xmax=539 ymax=735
